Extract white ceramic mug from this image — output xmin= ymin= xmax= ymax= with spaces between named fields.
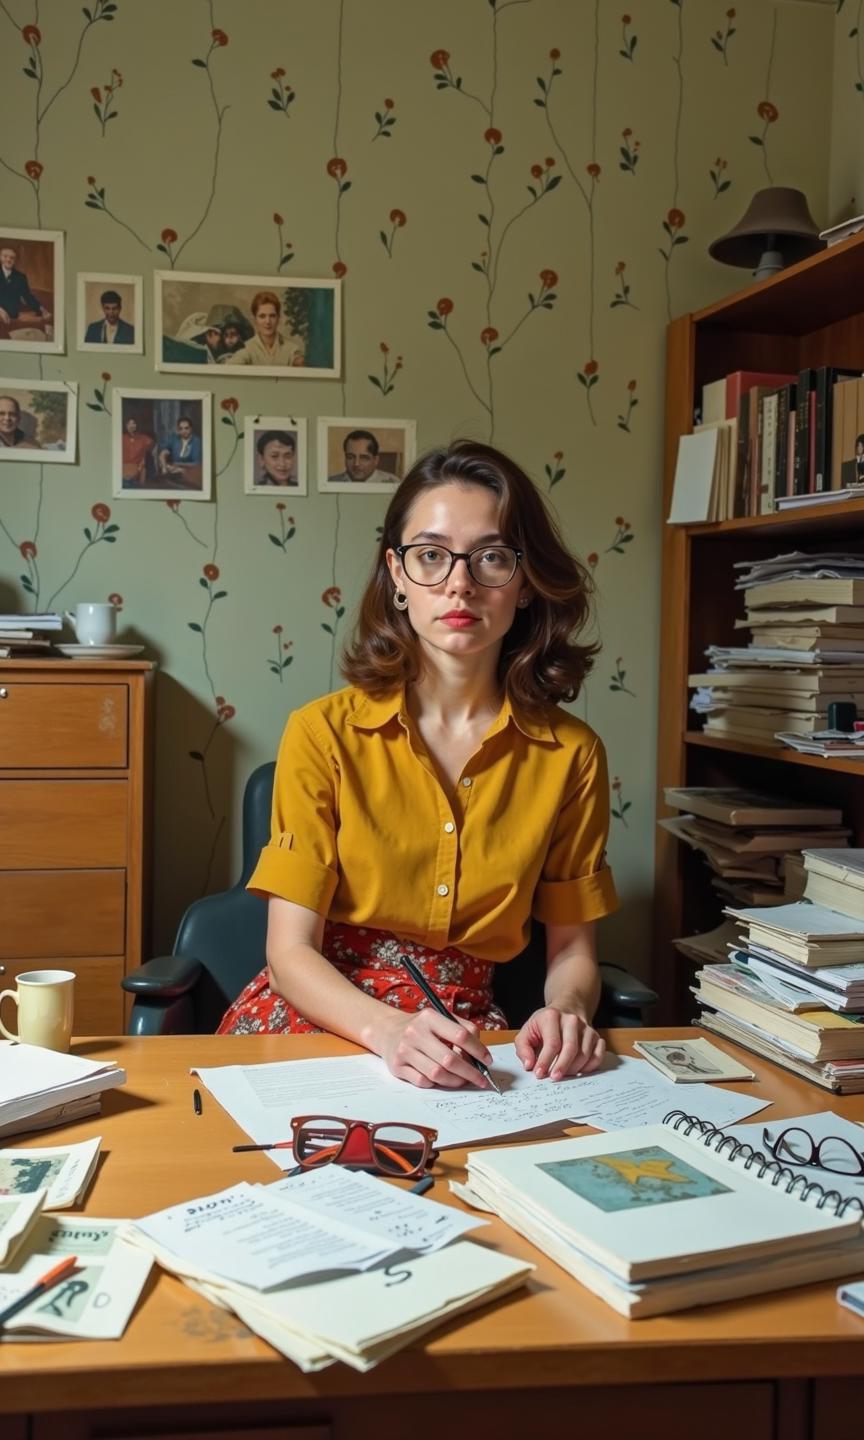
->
xmin=0 ymin=969 xmax=75 ymax=1052
xmin=64 ymin=602 xmax=116 ymax=646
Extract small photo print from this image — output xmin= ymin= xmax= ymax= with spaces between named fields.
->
xmin=0 ymin=1155 xmax=65 ymax=1195
xmin=317 ymin=416 xmax=416 ymax=494
xmin=244 ymin=416 xmax=307 ymax=495
xmin=0 ymin=378 xmax=77 ymax=463
xmin=113 ymin=388 xmax=211 ymax=500
xmin=538 ymin=1146 xmax=732 ymax=1212
xmin=0 ymin=226 xmax=64 ymax=354
xmin=77 ymin=273 xmax=143 ymax=353
xmin=156 ymin=271 xmax=340 ymax=378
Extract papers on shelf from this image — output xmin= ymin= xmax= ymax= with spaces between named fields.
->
xmin=667 ymin=428 xmax=719 ymax=524
xmin=0 ymin=1214 xmax=152 ymax=1341
xmin=733 ymin=552 xmax=864 ymax=589
xmin=775 ymin=729 xmax=864 ymax=756
xmin=0 ymin=1136 xmax=101 ymax=1209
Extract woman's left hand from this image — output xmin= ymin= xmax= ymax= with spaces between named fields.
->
xmin=514 ymin=1007 xmax=605 ymax=1081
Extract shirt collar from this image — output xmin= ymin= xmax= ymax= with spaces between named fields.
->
xmin=346 ymin=686 xmax=556 ymax=743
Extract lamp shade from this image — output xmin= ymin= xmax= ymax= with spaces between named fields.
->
xmin=708 ymin=186 xmax=824 ymax=268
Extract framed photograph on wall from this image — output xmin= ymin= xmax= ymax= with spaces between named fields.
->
xmin=155 ymin=271 xmax=341 ymax=379
xmin=244 ymin=416 xmax=307 ymax=495
xmin=77 ymin=273 xmax=143 ymax=353
xmin=0 ymin=378 xmax=77 ymax=463
xmin=112 ymin=388 xmax=211 ymax=500
xmin=0 ymin=226 xmax=64 ymax=355
xmin=317 ymin=417 xmax=416 ymax=494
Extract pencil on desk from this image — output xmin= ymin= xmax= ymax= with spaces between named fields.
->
xmin=399 ymin=954 xmax=502 ymax=1094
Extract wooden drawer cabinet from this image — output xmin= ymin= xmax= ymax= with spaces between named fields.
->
xmin=0 ymin=661 xmax=153 ymax=1035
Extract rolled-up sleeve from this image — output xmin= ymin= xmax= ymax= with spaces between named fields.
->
xmin=247 ymin=710 xmax=340 ymax=914
xmin=532 ymin=736 xmax=619 ymax=925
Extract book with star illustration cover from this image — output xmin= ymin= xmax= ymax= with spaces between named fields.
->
xmin=457 ymin=1112 xmax=864 ymax=1318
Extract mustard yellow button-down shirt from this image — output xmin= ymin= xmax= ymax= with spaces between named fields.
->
xmin=248 ymin=686 xmax=618 ymax=963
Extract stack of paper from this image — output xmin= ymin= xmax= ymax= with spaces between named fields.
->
xmin=456 ymin=1118 xmax=864 ymax=1318
xmin=804 ymin=849 xmax=864 ymax=918
xmin=0 ymin=613 xmax=61 ymax=658
xmin=0 ymin=1214 xmax=152 ymax=1340
xmin=123 ymin=1167 xmax=531 ymax=1371
xmin=0 ymin=1043 xmax=125 ymax=1139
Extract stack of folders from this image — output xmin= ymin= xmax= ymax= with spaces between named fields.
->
xmin=661 ymin=786 xmax=847 ymax=910
xmin=0 ymin=613 xmax=61 ymax=658
xmin=690 ymin=552 xmax=864 ymax=748
xmin=692 ymin=900 xmax=864 ymax=1092
xmin=123 ymin=1167 xmax=532 ymax=1372
xmin=455 ymin=1112 xmax=864 ymax=1319
xmin=0 ymin=1043 xmax=126 ymax=1139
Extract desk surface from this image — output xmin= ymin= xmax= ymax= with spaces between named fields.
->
xmin=2 ymin=1027 xmax=864 ymax=1414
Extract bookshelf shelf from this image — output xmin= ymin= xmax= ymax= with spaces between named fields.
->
xmin=654 ymin=233 xmax=864 ymax=1022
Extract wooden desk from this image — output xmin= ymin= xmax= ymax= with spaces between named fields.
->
xmin=2 ymin=1028 xmax=863 ymax=1440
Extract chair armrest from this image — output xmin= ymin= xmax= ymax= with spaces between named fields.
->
xmin=121 ymin=954 xmax=203 ymax=999
xmin=599 ymin=962 xmax=658 ymax=1010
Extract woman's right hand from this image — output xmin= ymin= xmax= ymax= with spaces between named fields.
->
xmin=376 ymin=1007 xmax=494 ymax=1089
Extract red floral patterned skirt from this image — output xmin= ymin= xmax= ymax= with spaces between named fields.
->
xmin=216 ymin=922 xmax=509 ymax=1036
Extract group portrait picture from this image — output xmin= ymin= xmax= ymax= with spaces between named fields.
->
xmin=112 ymin=388 xmax=211 ymax=500
xmin=156 ymin=272 xmax=341 ymax=379
xmin=77 ymin=273 xmax=143 ymax=353
xmin=0 ymin=378 xmax=77 ymax=463
xmin=244 ymin=417 xmax=307 ymax=495
xmin=0 ymin=226 xmax=64 ymax=354
xmin=317 ymin=417 xmax=416 ymax=493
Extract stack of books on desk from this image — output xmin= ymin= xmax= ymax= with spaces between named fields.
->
xmin=456 ymin=1113 xmax=864 ymax=1318
xmin=661 ymin=786 xmax=848 ymax=909
xmin=692 ymin=900 xmax=864 ymax=1091
xmin=690 ymin=552 xmax=864 ymax=747
xmin=0 ymin=613 xmax=61 ymax=657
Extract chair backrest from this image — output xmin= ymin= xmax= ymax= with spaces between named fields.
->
xmin=174 ymin=761 xmax=275 ymax=1032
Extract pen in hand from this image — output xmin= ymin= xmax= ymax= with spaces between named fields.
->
xmin=399 ymin=954 xmax=502 ymax=1094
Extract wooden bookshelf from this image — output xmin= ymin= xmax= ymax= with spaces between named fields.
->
xmin=654 ymin=232 xmax=864 ymax=1021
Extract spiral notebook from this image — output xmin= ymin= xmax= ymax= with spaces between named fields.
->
xmin=457 ymin=1110 xmax=864 ymax=1318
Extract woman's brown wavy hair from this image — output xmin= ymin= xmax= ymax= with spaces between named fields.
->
xmin=341 ymin=439 xmax=599 ymax=710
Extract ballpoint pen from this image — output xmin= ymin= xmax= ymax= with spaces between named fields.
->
xmin=399 ymin=954 xmax=502 ymax=1094
xmin=0 ymin=1255 xmax=79 ymax=1330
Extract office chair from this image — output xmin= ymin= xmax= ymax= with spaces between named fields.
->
xmin=123 ymin=762 xmax=657 ymax=1035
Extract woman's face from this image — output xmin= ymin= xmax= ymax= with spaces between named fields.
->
xmin=125 ymin=418 xmax=138 ymax=435
xmin=260 ymin=438 xmax=295 ymax=484
xmin=254 ymin=303 xmax=279 ymax=340
xmin=386 ymin=482 xmax=529 ymax=667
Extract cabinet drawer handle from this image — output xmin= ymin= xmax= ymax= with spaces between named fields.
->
xmin=0 ymin=687 xmax=7 ymax=699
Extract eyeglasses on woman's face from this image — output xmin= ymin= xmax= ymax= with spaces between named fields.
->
xmin=395 ymin=543 xmax=522 ymax=588
xmin=290 ymin=1115 xmax=439 ymax=1179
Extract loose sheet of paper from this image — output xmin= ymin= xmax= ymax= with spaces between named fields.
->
xmin=563 ymin=1055 xmax=770 ymax=1131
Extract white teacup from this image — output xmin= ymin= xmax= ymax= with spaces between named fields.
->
xmin=65 ymin=602 xmax=116 ymax=647
xmin=0 ymin=969 xmax=75 ymax=1052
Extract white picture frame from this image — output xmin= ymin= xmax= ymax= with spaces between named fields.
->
xmin=0 ymin=378 xmax=77 ymax=463
xmin=244 ymin=416 xmax=307 ymax=496
xmin=0 ymin=226 xmax=64 ymax=355
xmin=112 ymin=388 xmax=212 ymax=500
xmin=77 ymin=272 xmax=143 ymax=354
xmin=317 ymin=417 xmax=416 ymax=494
xmin=155 ymin=271 xmax=341 ymax=379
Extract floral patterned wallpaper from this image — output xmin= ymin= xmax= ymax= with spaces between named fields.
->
xmin=0 ymin=0 xmax=836 ymax=968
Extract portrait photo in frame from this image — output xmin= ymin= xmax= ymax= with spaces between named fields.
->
xmin=155 ymin=271 xmax=341 ymax=379
xmin=317 ymin=417 xmax=416 ymax=494
xmin=77 ymin=273 xmax=143 ymax=354
xmin=244 ymin=416 xmax=307 ymax=495
xmin=0 ymin=226 xmax=64 ymax=355
xmin=112 ymin=388 xmax=211 ymax=500
xmin=0 ymin=378 xmax=77 ymax=463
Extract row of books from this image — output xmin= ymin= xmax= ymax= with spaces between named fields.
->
xmin=690 ymin=551 xmax=864 ymax=747
xmin=692 ymin=849 xmax=864 ymax=1092
xmin=698 ymin=366 xmax=864 ymax=518
xmin=0 ymin=612 xmax=61 ymax=658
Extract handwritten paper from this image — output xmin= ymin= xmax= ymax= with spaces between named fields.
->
xmin=561 ymin=1056 xmax=771 ymax=1132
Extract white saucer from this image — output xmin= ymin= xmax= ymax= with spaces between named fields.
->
xmin=55 ymin=643 xmax=146 ymax=659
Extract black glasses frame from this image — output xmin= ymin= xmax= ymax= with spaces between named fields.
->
xmin=762 ymin=1125 xmax=864 ymax=1178
xmin=395 ymin=542 xmax=523 ymax=588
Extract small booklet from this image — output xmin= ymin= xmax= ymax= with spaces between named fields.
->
xmin=633 ymin=1039 xmax=755 ymax=1084
xmin=0 ymin=1189 xmax=45 ymax=1266
xmin=0 ymin=1136 xmax=101 ymax=1208
xmin=838 ymin=1279 xmax=864 ymax=1316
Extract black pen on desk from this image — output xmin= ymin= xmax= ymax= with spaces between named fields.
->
xmin=399 ymin=954 xmax=502 ymax=1094
xmin=0 ymin=1255 xmax=78 ymax=1330
xmin=409 ymin=1174 xmax=434 ymax=1197
xmin=193 ymin=1087 xmax=203 ymax=1116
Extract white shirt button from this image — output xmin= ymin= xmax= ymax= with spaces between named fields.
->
xmin=461 ymin=777 xmax=472 ymax=788
xmin=443 ymin=821 xmax=455 ymax=833
xmin=437 ymin=883 xmax=449 ymax=897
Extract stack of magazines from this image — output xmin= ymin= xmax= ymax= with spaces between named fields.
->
xmin=690 ymin=551 xmax=864 ymax=746
xmin=0 ymin=613 xmax=61 ymax=657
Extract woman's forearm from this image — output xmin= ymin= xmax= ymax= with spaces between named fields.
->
xmin=543 ymin=927 xmax=601 ymax=1021
xmin=267 ymin=944 xmax=401 ymax=1054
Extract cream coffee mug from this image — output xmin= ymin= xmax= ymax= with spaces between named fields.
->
xmin=0 ymin=969 xmax=75 ymax=1052
xmin=64 ymin=602 xmax=117 ymax=646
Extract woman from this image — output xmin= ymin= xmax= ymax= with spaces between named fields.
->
xmin=121 ymin=415 xmax=154 ymax=485
xmin=219 ymin=440 xmax=618 ymax=1088
xmin=255 ymin=429 xmax=297 ymax=486
xmin=222 ymin=290 xmax=304 ymax=367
